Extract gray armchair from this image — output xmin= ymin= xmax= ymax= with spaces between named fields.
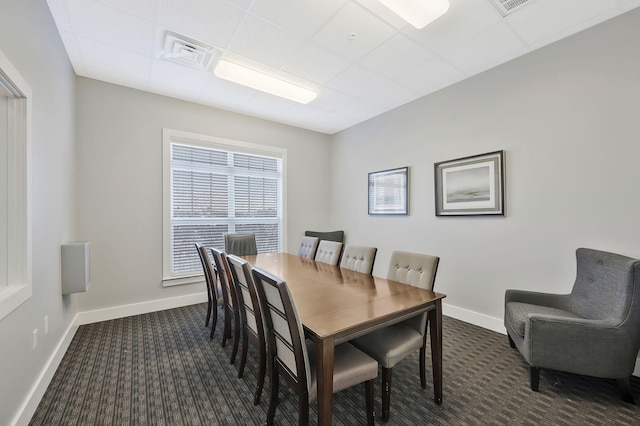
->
xmin=504 ymin=248 xmax=640 ymax=403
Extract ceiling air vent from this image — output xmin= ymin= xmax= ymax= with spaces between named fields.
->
xmin=489 ymin=0 xmax=535 ymax=16
xmin=160 ymin=31 xmax=216 ymax=71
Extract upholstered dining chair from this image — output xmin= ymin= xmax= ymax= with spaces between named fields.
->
xmin=226 ymin=254 xmax=267 ymax=405
xmin=304 ymin=230 xmax=344 ymax=243
xmin=195 ymin=243 xmax=218 ymax=340
xmin=210 ymin=247 xmax=241 ymax=364
xmin=504 ymin=247 xmax=640 ymax=403
xmin=339 ymin=245 xmax=378 ymax=275
xmin=251 ymin=267 xmax=378 ymax=426
xmin=314 ymin=240 xmax=343 ymax=266
xmin=225 ymin=233 xmax=258 ymax=256
xmin=352 ymin=250 xmax=440 ymax=422
xmin=297 ymin=236 xmax=320 ymax=259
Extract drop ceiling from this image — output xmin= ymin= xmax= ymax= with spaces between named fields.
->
xmin=46 ymin=0 xmax=640 ymax=134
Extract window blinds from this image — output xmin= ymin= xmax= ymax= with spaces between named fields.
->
xmin=170 ymin=143 xmax=282 ymax=275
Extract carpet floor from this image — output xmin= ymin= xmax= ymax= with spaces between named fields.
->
xmin=30 ymin=303 xmax=640 ymax=425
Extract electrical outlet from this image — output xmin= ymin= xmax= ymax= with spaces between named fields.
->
xmin=32 ymin=329 xmax=38 ymax=350
xmin=44 ymin=316 xmax=49 ymax=335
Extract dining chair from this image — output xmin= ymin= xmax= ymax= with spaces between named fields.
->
xmin=352 ymin=250 xmax=440 ymax=422
xmin=210 ymin=247 xmax=241 ymax=364
xmin=339 ymin=245 xmax=377 ymax=275
xmin=304 ymin=230 xmax=344 ymax=243
xmin=195 ymin=243 xmax=218 ymax=340
xmin=226 ymin=254 xmax=267 ymax=405
xmin=251 ymin=266 xmax=378 ymax=426
xmin=225 ymin=233 xmax=258 ymax=256
xmin=297 ymin=236 xmax=320 ymax=259
xmin=314 ymin=240 xmax=343 ymax=266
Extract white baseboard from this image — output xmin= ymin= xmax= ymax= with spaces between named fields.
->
xmin=443 ymin=302 xmax=506 ymax=335
xmin=12 ymin=316 xmax=79 ymax=426
xmin=75 ymin=292 xmax=207 ymax=325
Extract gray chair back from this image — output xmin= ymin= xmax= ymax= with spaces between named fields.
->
xmin=225 ymin=233 xmax=258 ymax=256
xmin=252 ymin=267 xmax=312 ymax=395
xmin=340 ymin=245 xmax=377 ymax=275
xmin=387 ymin=250 xmax=440 ymax=334
xmin=297 ymin=236 xmax=320 ymax=259
xmin=387 ymin=250 xmax=439 ymax=290
xmin=571 ymin=248 xmax=638 ymax=321
xmin=304 ymin=230 xmax=344 ymax=243
xmin=227 ymin=254 xmax=262 ymax=337
xmin=315 ymin=240 xmax=344 ymax=266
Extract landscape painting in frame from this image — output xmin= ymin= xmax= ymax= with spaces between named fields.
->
xmin=434 ymin=151 xmax=505 ymax=216
xmin=368 ymin=166 xmax=408 ymax=215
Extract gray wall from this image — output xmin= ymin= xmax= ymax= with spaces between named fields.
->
xmin=75 ymin=78 xmax=332 ymax=312
xmin=330 ymin=8 xmax=640 ymax=328
xmin=0 ymin=0 xmax=77 ymax=424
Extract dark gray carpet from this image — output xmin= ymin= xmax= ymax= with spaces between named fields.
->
xmin=30 ymin=303 xmax=640 ymax=425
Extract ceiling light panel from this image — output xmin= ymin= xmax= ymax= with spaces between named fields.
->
xmin=377 ymin=0 xmax=450 ymax=29
xmin=214 ymin=59 xmax=317 ymax=104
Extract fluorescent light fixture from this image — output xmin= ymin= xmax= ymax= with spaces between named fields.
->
xmin=377 ymin=0 xmax=450 ymax=29
xmin=214 ymin=59 xmax=317 ymax=104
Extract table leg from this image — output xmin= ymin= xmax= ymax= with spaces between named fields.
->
xmin=429 ymin=299 xmax=443 ymax=405
xmin=316 ymin=336 xmax=335 ymax=426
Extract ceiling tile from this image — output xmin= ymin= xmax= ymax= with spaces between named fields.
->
xmin=76 ymin=37 xmax=152 ymax=88
xmin=93 ymin=0 xmax=159 ymax=20
xmin=249 ymin=0 xmax=346 ymax=38
xmin=311 ymin=88 xmax=353 ymax=112
xmin=397 ymin=57 xmax=465 ymax=94
xmin=622 ymin=0 xmax=640 ymax=11
xmin=313 ymin=1 xmax=395 ymax=61
xmin=506 ymin=0 xmax=620 ymax=49
xmin=359 ymin=33 xmax=435 ymax=79
xmin=333 ymin=98 xmax=386 ymax=122
xmin=200 ymin=77 xmax=256 ymax=110
xmin=65 ymin=0 xmax=156 ymax=55
xmin=440 ymin=22 xmax=528 ymax=75
xmin=282 ymin=43 xmax=350 ymax=85
xmin=404 ymin=0 xmax=502 ymax=54
xmin=227 ymin=14 xmax=306 ymax=70
xmin=157 ymin=0 xmax=245 ymax=50
xmin=149 ymin=59 xmax=211 ymax=98
xmin=326 ymin=64 xmax=387 ymax=98
xmin=359 ymin=81 xmax=421 ymax=110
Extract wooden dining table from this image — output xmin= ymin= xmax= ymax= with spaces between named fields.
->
xmin=243 ymin=253 xmax=446 ymax=426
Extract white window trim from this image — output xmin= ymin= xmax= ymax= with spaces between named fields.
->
xmin=162 ymin=128 xmax=287 ymax=286
xmin=0 ymin=49 xmax=32 ymax=320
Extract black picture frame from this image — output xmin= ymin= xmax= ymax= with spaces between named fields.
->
xmin=368 ymin=166 xmax=409 ymax=215
xmin=434 ymin=151 xmax=505 ymax=216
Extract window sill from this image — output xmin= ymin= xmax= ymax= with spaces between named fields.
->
xmin=162 ymin=274 xmax=204 ymax=288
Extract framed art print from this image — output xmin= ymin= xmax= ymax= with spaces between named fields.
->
xmin=434 ymin=151 xmax=505 ymax=216
xmin=368 ymin=166 xmax=408 ymax=215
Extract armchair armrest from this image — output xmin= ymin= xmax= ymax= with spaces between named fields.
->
xmin=505 ymin=289 xmax=571 ymax=311
xmin=526 ymin=315 xmax=636 ymax=378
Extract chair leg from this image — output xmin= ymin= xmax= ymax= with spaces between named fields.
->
xmin=221 ymin=306 xmax=231 ymax=347
xmin=530 ymin=367 xmax=540 ymax=391
xmin=298 ymin=392 xmax=309 ymax=426
xmin=209 ymin=302 xmax=217 ymax=340
xmin=381 ymin=367 xmax=393 ymax=422
xmin=266 ymin=366 xmax=279 ymax=426
xmin=420 ymin=344 xmax=427 ymax=389
xmin=238 ymin=329 xmax=248 ymax=378
xmin=254 ymin=343 xmax=266 ymax=405
xmin=365 ymin=379 xmax=375 ymax=426
xmin=205 ymin=296 xmax=212 ymax=327
xmin=229 ymin=312 xmax=240 ymax=364
xmin=508 ymin=334 xmax=515 ymax=348
xmin=616 ymin=377 xmax=635 ymax=404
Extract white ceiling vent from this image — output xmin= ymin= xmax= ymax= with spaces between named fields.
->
xmin=161 ymin=31 xmax=216 ymax=71
xmin=489 ymin=0 xmax=535 ymax=16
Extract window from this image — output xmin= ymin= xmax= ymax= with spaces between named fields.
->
xmin=0 ymin=49 xmax=32 ymax=320
xmin=162 ymin=128 xmax=286 ymax=285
